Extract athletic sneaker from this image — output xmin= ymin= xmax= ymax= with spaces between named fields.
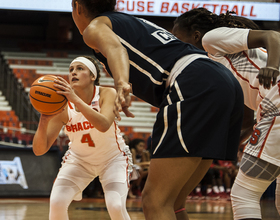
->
xmin=219 ymin=192 xmax=230 ymax=200
xmin=206 ymin=192 xmax=220 ymax=200
xmin=186 ymin=191 xmax=195 ymax=200
xmin=192 ymin=192 xmax=205 ymax=200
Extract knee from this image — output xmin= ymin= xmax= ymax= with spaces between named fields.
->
xmin=142 ymin=188 xmax=152 ymax=213
xmin=50 ymin=195 xmax=68 ymax=210
xmin=107 ymin=198 xmax=122 ymax=212
xmin=49 ymin=196 xmax=70 ymax=216
xmin=142 ymin=188 xmax=160 ymax=214
xmin=231 ymin=183 xmax=262 ymax=220
xmin=105 ymin=191 xmax=124 ymax=216
xmin=275 ymin=199 xmax=280 ymax=215
xmin=275 ymin=183 xmax=280 ymax=215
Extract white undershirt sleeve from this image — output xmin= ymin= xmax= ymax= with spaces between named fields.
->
xmin=202 ymin=27 xmax=250 ymax=56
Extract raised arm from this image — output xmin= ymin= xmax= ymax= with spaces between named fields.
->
xmin=82 ymin=16 xmax=134 ymax=119
xmin=55 ymin=77 xmax=119 ymax=132
xmin=248 ymin=30 xmax=280 ymax=89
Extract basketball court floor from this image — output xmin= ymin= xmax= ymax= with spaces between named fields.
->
xmin=0 ymin=197 xmax=279 ymax=220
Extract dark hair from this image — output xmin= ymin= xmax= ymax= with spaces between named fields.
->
xmin=174 ymin=7 xmax=260 ymax=36
xmin=129 ymin=138 xmax=145 ymax=149
xmin=75 ymin=55 xmax=101 ymax=85
xmin=75 ymin=0 xmax=116 ymax=18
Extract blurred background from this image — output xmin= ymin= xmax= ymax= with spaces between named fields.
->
xmin=0 ymin=0 xmax=279 ymax=198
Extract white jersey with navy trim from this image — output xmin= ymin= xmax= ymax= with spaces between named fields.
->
xmin=202 ymin=27 xmax=280 ymax=166
xmin=94 ymin=11 xmax=207 ymax=107
xmin=64 ymin=86 xmax=127 ymax=165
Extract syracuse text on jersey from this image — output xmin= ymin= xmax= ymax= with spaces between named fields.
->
xmin=65 ymin=121 xmax=94 ymax=132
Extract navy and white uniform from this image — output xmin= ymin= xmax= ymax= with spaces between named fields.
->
xmin=94 ymin=12 xmax=244 ymax=160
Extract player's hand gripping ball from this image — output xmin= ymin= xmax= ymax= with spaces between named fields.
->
xmin=29 ymin=75 xmax=67 ymax=115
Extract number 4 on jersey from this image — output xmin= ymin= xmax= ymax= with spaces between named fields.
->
xmin=81 ymin=133 xmax=95 ymax=147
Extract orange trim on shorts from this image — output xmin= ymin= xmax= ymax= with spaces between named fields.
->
xmin=258 ymin=117 xmax=276 ymax=158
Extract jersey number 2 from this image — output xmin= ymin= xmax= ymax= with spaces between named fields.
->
xmin=81 ymin=133 xmax=95 ymax=147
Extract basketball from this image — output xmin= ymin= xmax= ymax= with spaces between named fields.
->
xmin=29 ymin=75 xmax=67 ymax=115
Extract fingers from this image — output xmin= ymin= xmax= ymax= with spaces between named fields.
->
xmin=54 ymin=78 xmax=71 ymax=93
xmin=257 ymin=67 xmax=279 ymax=89
xmin=122 ymin=106 xmax=135 ymax=118
xmin=113 ymin=106 xmax=135 ymax=121
xmin=272 ymin=70 xmax=279 ymax=86
xmin=114 ymin=82 xmax=133 ymax=120
xmin=56 ymin=76 xmax=68 ymax=83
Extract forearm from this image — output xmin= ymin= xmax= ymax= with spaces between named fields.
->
xmin=107 ymin=46 xmax=130 ymax=87
xmin=74 ymin=98 xmax=112 ymax=132
xmin=248 ymin=30 xmax=280 ymax=69
xmin=33 ymin=118 xmax=54 ymax=156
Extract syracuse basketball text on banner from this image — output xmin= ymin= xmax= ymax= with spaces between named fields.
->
xmin=116 ymin=0 xmax=280 ymax=20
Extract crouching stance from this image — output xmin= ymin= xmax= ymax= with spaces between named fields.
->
xmin=32 ymin=56 xmax=132 ymax=220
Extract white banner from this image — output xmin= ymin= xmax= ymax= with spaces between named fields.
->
xmin=0 ymin=157 xmax=28 ymax=189
xmin=0 ymin=0 xmax=71 ymax=12
xmin=0 ymin=0 xmax=279 ymax=21
xmin=116 ymin=0 xmax=280 ymax=21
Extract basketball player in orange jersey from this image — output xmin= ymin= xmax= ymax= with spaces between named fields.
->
xmin=172 ymin=8 xmax=280 ymax=220
xmin=32 ymin=56 xmax=132 ymax=220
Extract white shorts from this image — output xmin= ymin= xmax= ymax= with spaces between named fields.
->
xmin=244 ymin=115 xmax=280 ymax=166
xmin=56 ymin=152 xmax=131 ymax=200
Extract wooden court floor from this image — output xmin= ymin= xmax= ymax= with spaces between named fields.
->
xmin=0 ymin=197 xmax=279 ymax=220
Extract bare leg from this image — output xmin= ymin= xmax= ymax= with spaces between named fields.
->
xmin=174 ymin=159 xmax=213 ymax=220
xmin=142 ymin=157 xmax=211 ymax=220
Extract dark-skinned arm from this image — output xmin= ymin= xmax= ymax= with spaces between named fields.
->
xmin=248 ymin=30 xmax=280 ymax=89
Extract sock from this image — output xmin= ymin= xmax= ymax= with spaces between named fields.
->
xmin=213 ymin=186 xmax=219 ymax=193
xmin=219 ymin=186 xmax=225 ymax=193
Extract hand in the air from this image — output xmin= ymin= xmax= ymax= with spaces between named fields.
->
xmin=114 ymin=81 xmax=135 ymax=120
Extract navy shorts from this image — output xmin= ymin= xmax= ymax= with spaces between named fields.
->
xmin=151 ymin=58 xmax=244 ymax=161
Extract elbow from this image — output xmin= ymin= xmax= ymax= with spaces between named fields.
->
xmin=96 ymin=120 xmax=112 ymax=133
xmin=98 ymin=123 xmax=112 ymax=133
xmin=99 ymin=126 xmax=110 ymax=133
xmin=265 ymin=31 xmax=280 ymax=47
xmin=33 ymin=149 xmax=44 ymax=156
xmin=32 ymin=145 xmax=46 ymax=156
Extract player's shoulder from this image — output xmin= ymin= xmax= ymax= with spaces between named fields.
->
xmin=99 ymin=86 xmax=116 ymax=97
xmin=204 ymin=27 xmax=250 ymax=43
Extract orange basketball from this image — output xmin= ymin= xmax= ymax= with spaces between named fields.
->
xmin=29 ymin=75 xmax=67 ymax=115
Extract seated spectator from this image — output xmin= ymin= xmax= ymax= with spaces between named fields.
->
xmin=129 ymin=138 xmax=150 ymax=197
xmin=211 ymin=160 xmax=235 ymax=200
